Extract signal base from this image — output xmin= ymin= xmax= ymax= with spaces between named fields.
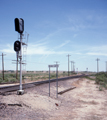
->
xmin=17 ymin=90 xmax=24 ymax=95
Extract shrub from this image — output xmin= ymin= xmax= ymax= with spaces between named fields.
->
xmin=0 ymin=79 xmax=3 ymax=83
xmin=10 ymin=78 xmax=17 ymax=83
xmin=95 ymin=72 xmax=107 ymax=90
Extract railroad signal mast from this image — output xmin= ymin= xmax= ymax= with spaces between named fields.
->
xmin=14 ymin=18 xmax=25 ymax=95
xmin=22 ymin=32 xmax=29 ymax=72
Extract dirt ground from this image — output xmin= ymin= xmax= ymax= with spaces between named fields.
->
xmin=0 ymin=78 xmax=107 ymax=120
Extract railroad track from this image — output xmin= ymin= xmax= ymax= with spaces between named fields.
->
xmin=0 ymin=74 xmax=87 ymax=94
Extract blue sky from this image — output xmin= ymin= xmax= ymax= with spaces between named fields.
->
xmin=0 ymin=0 xmax=107 ymax=72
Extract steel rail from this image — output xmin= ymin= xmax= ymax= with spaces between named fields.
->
xmin=0 ymin=74 xmax=86 ymax=94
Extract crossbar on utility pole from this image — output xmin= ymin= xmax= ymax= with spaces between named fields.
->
xmin=66 ymin=54 xmax=71 ymax=76
xmin=96 ymin=58 xmax=100 ymax=73
xmin=0 ymin=53 xmax=6 ymax=80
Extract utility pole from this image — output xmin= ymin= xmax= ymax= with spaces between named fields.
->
xmin=70 ymin=61 xmax=73 ymax=74
xmin=54 ymin=61 xmax=59 ymax=98
xmin=16 ymin=52 xmax=18 ymax=79
xmin=73 ymin=61 xmax=75 ymax=72
xmin=96 ymin=58 xmax=100 ymax=73
xmin=86 ymin=68 xmax=88 ymax=75
xmin=66 ymin=54 xmax=71 ymax=76
xmin=19 ymin=33 xmax=23 ymax=92
xmin=54 ymin=61 xmax=59 ymax=77
xmin=77 ymin=68 xmax=78 ymax=74
xmin=106 ymin=61 xmax=107 ymax=72
xmin=54 ymin=61 xmax=59 ymax=65
xmin=0 ymin=53 xmax=6 ymax=80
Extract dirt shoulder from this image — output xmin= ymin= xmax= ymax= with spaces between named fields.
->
xmin=0 ymin=78 xmax=107 ymax=120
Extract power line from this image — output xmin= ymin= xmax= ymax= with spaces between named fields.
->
xmin=26 ymin=61 xmax=49 ymax=65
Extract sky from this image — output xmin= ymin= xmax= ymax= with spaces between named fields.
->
xmin=0 ymin=0 xmax=107 ymax=72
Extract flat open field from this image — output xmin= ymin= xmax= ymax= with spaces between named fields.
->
xmin=0 ymin=71 xmax=80 ymax=84
xmin=0 ymin=77 xmax=107 ymax=120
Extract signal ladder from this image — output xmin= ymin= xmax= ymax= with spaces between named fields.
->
xmin=19 ymin=32 xmax=29 ymax=73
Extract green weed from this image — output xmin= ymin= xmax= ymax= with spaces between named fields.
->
xmin=95 ymin=72 xmax=107 ymax=90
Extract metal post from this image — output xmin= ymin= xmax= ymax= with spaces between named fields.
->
xmin=106 ymin=61 xmax=107 ymax=72
xmin=17 ymin=33 xmax=24 ymax=95
xmin=96 ymin=58 xmax=100 ymax=73
xmin=2 ymin=53 xmax=4 ymax=80
xmin=20 ymin=33 xmax=22 ymax=90
xmin=49 ymin=67 xmax=50 ymax=97
xmin=71 ymin=61 xmax=73 ymax=75
xmin=0 ymin=53 xmax=6 ymax=80
xmin=68 ymin=55 xmax=69 ymax=76
xmin=77 ymin=68 xmax=78 ymax=74
xmin=16 ymin=52 xmax=18 ymax=79
xmin=87 ymin=68 xmax=88 ymax=75
xmin=74 ymin=65 xmax=75 ymax=72
xmin=73 ymin=62 xmax=75 ymax=72
xmin=66 ymin=54 xmax=71 ymax=76
xmin=56 ymin=65 xmax=58 ymax=98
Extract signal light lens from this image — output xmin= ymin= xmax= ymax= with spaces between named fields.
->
xmin=15 ymin=18 xmax=24 ymax=33
xmin=14 ymin=40 xmax=21 ymax=52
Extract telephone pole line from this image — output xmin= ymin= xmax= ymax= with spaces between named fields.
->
xmin=0 ymin=53 xmax=6 ymax=80
xmin=96 ymin=58 xmax=100 ymax=73
xmin=66 ymin=54 xmax=71 ymax=76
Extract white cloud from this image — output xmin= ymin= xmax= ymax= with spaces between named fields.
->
xmin=87 ymin=52 xmax=107 ymax=56
xmin=27 ymin=42 xmax=72 ymax=55
xmin=86 ymin=45 xmax=107 ymax=56
xmin=0 ymin=41 xmax=73 ymax=56
xmin=2 ymin=42 xmax=107 ymax=58
xmin=54 ymin=40 xmax=71 ymax=50
xmin=0 ymin=44 xmax=14 ymax=54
